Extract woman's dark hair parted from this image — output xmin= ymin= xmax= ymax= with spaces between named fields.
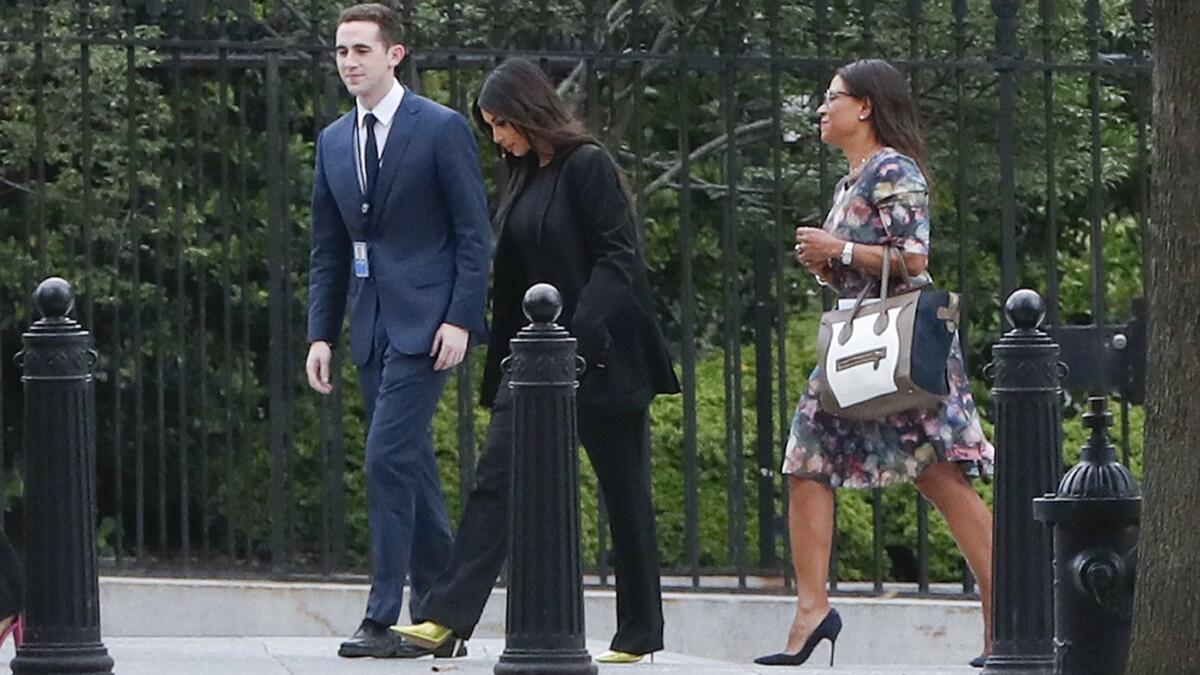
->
xmin=835 ymin=58 xmax=929 ymax=178
xmin=471 ymin=58 xmax=639 ymax=228
xmin=471 ymin=58 xmax=595 ymax=158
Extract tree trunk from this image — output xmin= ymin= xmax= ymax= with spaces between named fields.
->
xmin=1127 ymin=2 xmax=1200 ymax=672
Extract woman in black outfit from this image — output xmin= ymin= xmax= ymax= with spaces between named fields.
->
xmin=1 ymin=528 xmax=23 ymax=649
xmin=392 ymin=57 xmax=680 ymax=664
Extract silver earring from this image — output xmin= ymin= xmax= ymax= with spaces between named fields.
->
xmin=858 ymin=114 xmax=867 ymax=121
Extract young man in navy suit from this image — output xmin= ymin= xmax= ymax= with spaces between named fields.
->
xmin=305 ymin=3 xmax=491 ymax=659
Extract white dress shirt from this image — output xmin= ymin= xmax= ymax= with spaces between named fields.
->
xmin=355 ymin=79 xmax=405 ymax=192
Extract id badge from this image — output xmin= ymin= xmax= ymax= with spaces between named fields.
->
xmin=353 ymin=242 xmax=370 ymax=278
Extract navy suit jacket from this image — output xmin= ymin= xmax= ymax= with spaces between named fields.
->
xmin=307 ymin=92 xmax=492 ymax=366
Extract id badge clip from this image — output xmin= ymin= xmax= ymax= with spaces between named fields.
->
xmin=353 ymin=242 xmax=370 ymax=278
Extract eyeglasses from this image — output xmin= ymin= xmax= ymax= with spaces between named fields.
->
xmin=823 ymin=89 xmax=858 ymax=105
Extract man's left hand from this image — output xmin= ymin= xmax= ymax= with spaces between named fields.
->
xmin=431 ymin=323 xmax=469 ymax=371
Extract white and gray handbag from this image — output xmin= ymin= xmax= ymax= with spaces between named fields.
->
xmin=815 ymin=246 xmax=960 ymax=421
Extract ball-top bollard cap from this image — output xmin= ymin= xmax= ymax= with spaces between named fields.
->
xmin=1004 ymin=288 xmax=1045 ymax=330
xmin=523 ymin=283 xmax=563 ymax=325
xmin=34 ymin=277 xmax=75 ymax=320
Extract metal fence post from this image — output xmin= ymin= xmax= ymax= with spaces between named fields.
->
xmin=495 ymin=284 xmax=597 ymax=675
xmin=1034 ymin=396 xmax=1140 ymax=674
xmin=11 ymin=278 xmax=114 ymax=675
xmin=982 ymin=289 xmax=1061 ymax=674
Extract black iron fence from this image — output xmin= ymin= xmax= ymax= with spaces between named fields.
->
xmin=0 ymin=0 xmax=1151 ymax=597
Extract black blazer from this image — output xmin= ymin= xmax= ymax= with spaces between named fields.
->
xmin=480 ymin=143 xmax=680 ymax=410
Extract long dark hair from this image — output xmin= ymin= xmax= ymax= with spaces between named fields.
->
xmin=472 ymin=57 xmax=601 ymax=228
xmin=836 ymin=59 xmax=929 ymax=180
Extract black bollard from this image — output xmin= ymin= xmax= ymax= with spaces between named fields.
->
xmin=494 ymin=284 xmax=597 ymax=675
xmin=11 ymin=278 xmax=114 ymax=675
xmin=1034 ymin=396 xmax=1140 ymax=675
xmin=982 ymin=289 xmax=1061 ymax=674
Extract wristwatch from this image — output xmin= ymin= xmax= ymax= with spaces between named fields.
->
xmin=840 ymin=241 xmax=855 ymax=266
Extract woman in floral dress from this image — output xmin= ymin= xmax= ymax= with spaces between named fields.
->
xmin=754 ymin=60 xmax=995 ymax=669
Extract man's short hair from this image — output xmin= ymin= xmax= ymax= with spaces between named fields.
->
xmin=337 ymin=4 xmax=405 ymax=46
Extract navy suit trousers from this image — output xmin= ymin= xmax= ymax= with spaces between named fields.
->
xmin=357 ymin=318 xmax=453 ymax=626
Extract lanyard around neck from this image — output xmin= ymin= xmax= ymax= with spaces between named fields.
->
xmin=353 ymin=115 xmax=369 ymax=196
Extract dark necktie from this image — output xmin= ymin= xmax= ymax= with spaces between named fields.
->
xmin=363 ymin=112 xmax=379 ymax=198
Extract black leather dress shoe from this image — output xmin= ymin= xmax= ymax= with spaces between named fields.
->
xmin=338 ymin=619 xmax=469 ymax=659
xmin=338 ymin=619 xmax=404 ymax=658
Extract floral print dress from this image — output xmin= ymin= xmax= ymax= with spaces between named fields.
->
xmin=782 ymin=148 xmax=995 ymax=488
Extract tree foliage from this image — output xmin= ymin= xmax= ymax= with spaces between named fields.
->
xmin=0 ymin=0 xmax=1151 ymax=582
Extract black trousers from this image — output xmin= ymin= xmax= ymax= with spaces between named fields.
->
xmin=0 ymin=528 xmax=22 ymax=618
xmin=415 ymin=383 xmax=665 ymax=654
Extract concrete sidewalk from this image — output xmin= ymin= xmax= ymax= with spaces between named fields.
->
xmin=2 ymin=638 xmax=977 ymax=674
xmin=95 ymin=577 xmax=986 ymax=666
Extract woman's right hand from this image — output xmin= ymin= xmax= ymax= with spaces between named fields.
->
xmin=793 ymin=240 xmax=834 ymax=282
xmin=807 ymin=260 xmax=835 ymax=286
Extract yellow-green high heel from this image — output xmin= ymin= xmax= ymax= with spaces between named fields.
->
xmin=390 ymin=620 xmax=453 ymax=650
xmin=595 ymin=650 xmax=655 ymax=664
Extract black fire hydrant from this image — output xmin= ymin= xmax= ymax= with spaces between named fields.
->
xmin=1034 ymin=396 xmax=1141 ymax=675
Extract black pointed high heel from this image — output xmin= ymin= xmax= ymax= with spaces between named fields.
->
xmin=754 ymin=607 xmax=842 ymax=666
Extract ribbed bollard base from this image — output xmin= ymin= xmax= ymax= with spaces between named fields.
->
xmin=10 ymin=643 xmax=114 ymax=675
xmin=981 ymin=654 xmax=1055 ymax=674
xmin=495 ymin=648 xmax=598 ymax=675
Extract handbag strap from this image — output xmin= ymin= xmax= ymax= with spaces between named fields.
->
xmin=843 ymin=239 xmax=905 ymax=316
xmin=837 ymin=240 xmax=920 ymax=343
xmin=848 ymin=238 xmax=912 ymax=305
xmin=872 ymin=244 xmax=895 ymax=334
xmin=882 ymin=236 xmax=917 ymax=294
